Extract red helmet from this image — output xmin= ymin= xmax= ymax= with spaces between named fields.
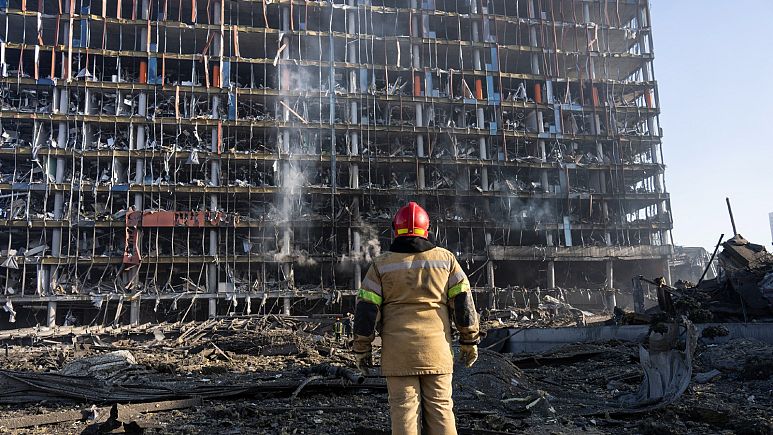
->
xmin=392 ymin=202 xmax=430 ymax=239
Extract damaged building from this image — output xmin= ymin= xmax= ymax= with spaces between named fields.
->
xmin=0 ymin=0 xmax=672 ymax=326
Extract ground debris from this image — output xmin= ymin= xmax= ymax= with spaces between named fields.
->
xmin=617 ymin=319 xmax=697 ymax=411
xmin=0 ymin=317 xmax=770 ymax=434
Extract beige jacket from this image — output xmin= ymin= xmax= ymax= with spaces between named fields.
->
xmin=353 ymin=241 xmax=479 ymax=376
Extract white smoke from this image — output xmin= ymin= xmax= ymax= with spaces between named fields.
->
xmin=357 ymin=222 xmax=382 ymax=262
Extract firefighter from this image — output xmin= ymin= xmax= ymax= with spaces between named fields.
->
xmin=343 ymin=312 xmax=354 ymax=339
xmin=334 ymin=317 xmax=344 ymax=344
xmin=352 ymin=202 xmax=480 ymax=435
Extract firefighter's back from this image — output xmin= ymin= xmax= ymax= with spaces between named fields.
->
xmin=373 ymin=247 xmax=456 ymax=376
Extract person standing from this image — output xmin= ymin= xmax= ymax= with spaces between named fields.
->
xmin=352 ymin=202 xmax=480 ymax=435
xmin=334 ymin=317 xmax=344 ymax=344
xmin=343 ymin=312 xmax=354 ymax=339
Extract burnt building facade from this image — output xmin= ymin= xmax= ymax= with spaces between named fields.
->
xmin=0 ymin=0 xmax=671 ymax=325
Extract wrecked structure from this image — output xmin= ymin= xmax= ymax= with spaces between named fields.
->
xmin=0 ymin=0 xmax=671 ymax=326
xmin=670 ymin=246 xmax=715 ymax=284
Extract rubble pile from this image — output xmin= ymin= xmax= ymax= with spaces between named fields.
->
xmin=518 ymin=338 xmax=773 ymax=434
xmin=482 ymin=295 xmax=595 ymax=330
xmin=617 ymin=235 xmax=773 ymax=326
xmin=674 ymin=235 xmax=773 ymax=322
xmin=712 ymin=235 xmax=773 ymax=312
xmin=0 ymin=315 xmax=769 ymax=434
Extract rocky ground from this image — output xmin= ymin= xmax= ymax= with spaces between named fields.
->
xmin=0 ymin=317 xmax=771 ymax=434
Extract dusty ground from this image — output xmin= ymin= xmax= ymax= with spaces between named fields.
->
xmin=0 ymin=318 xmax=771 ymax=434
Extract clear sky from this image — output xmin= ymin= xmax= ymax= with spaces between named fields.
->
xmin=650 ymin=1 xmax=773 ymax=249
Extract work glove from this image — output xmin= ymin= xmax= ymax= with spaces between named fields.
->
xmin=354 ymin=351 xmax=372 ymax=374
xmin=458 ymin=344 xmax=478 ymax=368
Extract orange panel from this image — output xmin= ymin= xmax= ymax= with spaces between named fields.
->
xmin=139 ymin=60 xmax=147 ymax=84
xmin=125 ymin=209 xmax=142 ymax=226
xmin=414 ymin=73 xmax=422 ymax=96
xmin=645 ymin=90 xmax=653 ymax=109
xmin=475 ymin=79 xmax=483 ymax=100
xmin=212 ymin=65 xmax=220 ymax=88
xmin=217 ymin=121 xmax=223 ymax=154
xmin=592 ymin=86 xmax=600 ymax=107
xmin=139 ymin=211 xmax=177 ymax=227
xmin=534 ymin=83 xmax=542 ymax=104
xmin=135 ymin=210 xmax=232 ymax=228
xmin=160 ymin=55 xmax=166 ymax=86
xmin=50 ymin=47 xmax=56 ymax=79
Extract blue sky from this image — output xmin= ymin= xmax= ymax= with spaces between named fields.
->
xmin=650 ymin=1 xmax=773 ymax=249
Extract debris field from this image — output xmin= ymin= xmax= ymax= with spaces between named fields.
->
xmin=0 ymin=315 xmax=771 ymax=434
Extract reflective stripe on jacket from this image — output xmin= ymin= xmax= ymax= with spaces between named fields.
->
xmin=353 ymin=244 xmax=479 ymax=376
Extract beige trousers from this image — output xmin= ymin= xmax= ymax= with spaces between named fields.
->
xmin=386 ymin=374 xmax=457 ymax=435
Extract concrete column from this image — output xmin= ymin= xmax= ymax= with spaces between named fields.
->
xmin=83 ymin=90 xmax=93 ymax=151
xmin=601 ymin=201 xmax=614 ymax=242
xmin=640 ymin=57 xmax=659 ymax=164
xmin=47 ymin=301 xmax=57 ymax=327
xmin=485 ymin=233 xmax=495 ymax=289
xmin=83 ymin=88 xmax=91 ymax=115
xmin=546 ymin=260 xmax=556 ymax=289
xmin=209 ymin=298 xmax=217 ymax=318
xmin=662 ymin=258 xmax=672 ymax=286
xmin=283 ymin=297 xmax=291 ymax=316
xmin=486 ymin=262 xmax=495 ymax=289
xmin=476 ymin=108 xmax=489 ymax=191
xmin=278 ymin=4 xmax=294 ymax=296
xmin=468 ymin=0 xmax=488 ymax=190
xmin=37 ymin=264 xmax=49 ymax=295
xmin=606 ymin=291 xmax=617 ymax=312
xmin=207 ymin=1 xmax=223 ymax=318
xmin=135 ymin=0 xmax=149 ymax=212
xmin=353 ymin=229 xmax=362 ymax=289
xmin=130 ymin=0 xmax=150 ymax=298
xmin=595 ymin=144 xmax=611 ymax=245
xmin=639 ymin=5 xmax=660 ymax=167
xmin=633 ymin=279 xmax=645 ymax=314
xmin=583 ymin=0 xmax=598 ymax=82
xmin=643 ymin=79 xmax=668 ymax=248
xmin=348 ymin=0 xmax=360 ymax=190
xmin=583 ymin=2 xmax=591 ymax=23
xmin=605 ymin=259 xmax=618 ymax=311
xmin=583 ymin=0 xmax=594 ymax=82
xmin=530 ymin=52 xmax=541 ymax=76
xmin=605 ymin=260 xmax=614 ymax=289
xmin=49 ymin=79 xmax=70 ymax=293
xmin=415 ymin=103 xmax=426 ymax=188
xmin=469 ymin=0 xmax=491 ymax=191
xmin=411 ymin=0 xmax=425 ymax=189
xmin=528 ymin=2 xmax=549 ymax=194
xmin=130 ymin=298 xmax=141 ymax=325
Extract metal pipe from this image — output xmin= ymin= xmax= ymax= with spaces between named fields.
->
xmin=726 ymin=198 xmax=738 ymax=236
xmin=697 ymin=234 xmax=724 ymax=286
